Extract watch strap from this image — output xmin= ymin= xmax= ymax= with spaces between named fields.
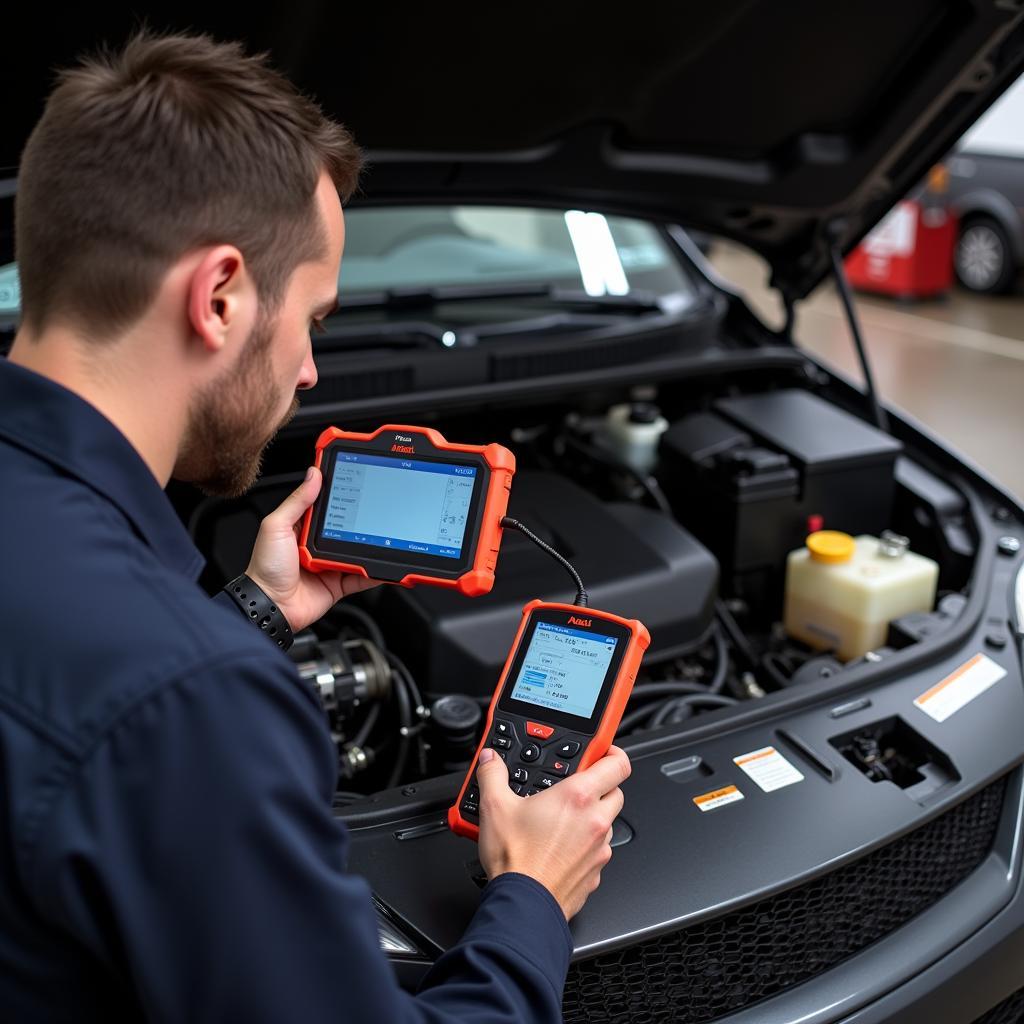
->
xmin=222 ymin=574 xmax=294 ymax=651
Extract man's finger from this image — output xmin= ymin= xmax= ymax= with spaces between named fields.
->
xmin=577 ymin=747 xmax=631 ymax=799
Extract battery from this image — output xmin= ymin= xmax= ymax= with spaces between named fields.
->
xmin=659 ymin=389 xmax=903 ymax=582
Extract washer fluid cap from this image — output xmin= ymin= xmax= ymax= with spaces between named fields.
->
xmin=807 ymin=530 xmax=856 ymax=564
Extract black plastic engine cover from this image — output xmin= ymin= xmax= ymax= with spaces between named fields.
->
xmin=366 ymin=471 xmax=718 ymax=696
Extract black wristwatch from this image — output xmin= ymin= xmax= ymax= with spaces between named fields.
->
xmin=222 ymin=574 xmax=294 ymax=651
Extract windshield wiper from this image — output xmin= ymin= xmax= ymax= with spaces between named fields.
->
xmin=339 ymin=283 xmax=665 ymax=314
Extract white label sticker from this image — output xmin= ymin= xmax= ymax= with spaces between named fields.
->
xmin=914 ymin=654 xmax=1007 ymax=723
xmin=693 ymin=785 xmax=745 ymax=812
xmin=733 ymin=746 xmax=805 ymax=792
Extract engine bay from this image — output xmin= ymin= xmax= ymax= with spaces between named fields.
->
xmin=187 ymin=383 xmax=980 ymax=805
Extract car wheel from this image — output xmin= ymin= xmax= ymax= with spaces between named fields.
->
xmin=954 ymin=215 xmax=1016 ymax=293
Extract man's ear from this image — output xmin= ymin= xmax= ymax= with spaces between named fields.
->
xmin=186 ymin=246 xmax=254 ymax=353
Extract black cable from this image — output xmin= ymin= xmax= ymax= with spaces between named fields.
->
xmin=616 ymin=684 xmax=713 ymax=735
xmin=715 ymin=600 xmax=757 ymax=670
xmin=629 ymin=682 xmax=712 ymax=700
xmin=386 ymin=651 xmax=424 ymax=713
xmin=387 ymin=664 xmax=413 ymax=789
xmin=829 ymin=244 xmax=889 ymax=433
xmin=649 ymin=699 xmax=683 ymax=729
xmin=707 ymin=625 xmax=729 ymax=694
xmin=352 ymin=702 xmax=381 ymax=749
xmin=664 ymin=693 xmax=737 ymax=725
xmin=327 ymin=603 xmax=387 ymax=651
xmin=500 ymin=516 xmax=588 ymax=607
xmin=760 ymin=653 xmax=792 ymax=690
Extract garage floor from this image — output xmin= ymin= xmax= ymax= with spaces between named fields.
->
xmin=710 ymin=242 xmax=1024 ymax=502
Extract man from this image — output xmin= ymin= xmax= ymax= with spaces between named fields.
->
xmin=0 ymin=30 xmax=630 ymax=1022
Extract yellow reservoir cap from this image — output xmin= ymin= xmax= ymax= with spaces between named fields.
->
xmin=807 ymin=530 xmax=855 ymax=564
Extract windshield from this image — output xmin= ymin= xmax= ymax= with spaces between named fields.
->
xmin=340 ymin=206 xmax=695 ymax=302
xmin=0 ymin=204 xmax=696 ymax=325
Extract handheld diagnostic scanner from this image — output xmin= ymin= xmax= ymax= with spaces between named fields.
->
xmin=449 ymin=597 xmax=650 ymax=841
xmin=299 ymin=426 xmax=515 ymax=596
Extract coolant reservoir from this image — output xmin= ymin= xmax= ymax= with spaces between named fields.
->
xmin=784 ymin=531 xmax=939 ymax=661
xmin=597 ymin=402 xmax=669 ymax=474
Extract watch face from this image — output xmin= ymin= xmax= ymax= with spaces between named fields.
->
xmin=499 ymin=609 xmax=632 ymax=732
xmin=309 ymin=440 xmax=488 ymax=578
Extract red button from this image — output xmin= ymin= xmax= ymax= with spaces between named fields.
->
xmin=526 ymin=722 xmax=555 ymax=740
xmin=548 ymin=760 xmax=570 ymax=777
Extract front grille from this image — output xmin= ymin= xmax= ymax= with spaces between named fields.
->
xmin=973 ymin=985 xmax=1024 ymax=1024
xmin=563 ymin=777 xmax=1007 ymax=1024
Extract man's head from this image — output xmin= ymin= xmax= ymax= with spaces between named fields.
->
xmin=15 ymin=30 xmax=361 ymax=495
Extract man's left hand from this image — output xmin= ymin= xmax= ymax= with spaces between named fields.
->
xmin=246 ymin=466 xmax=380 ymax=633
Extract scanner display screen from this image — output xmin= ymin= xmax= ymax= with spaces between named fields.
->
xmin=321 ymin=452 xmax=477 ymax=559
xmin=509 ymin=622 xmax=619 ymax=719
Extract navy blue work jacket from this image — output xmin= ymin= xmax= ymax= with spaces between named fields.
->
xmin=0 ymin=357 xmax=572 ymax=1022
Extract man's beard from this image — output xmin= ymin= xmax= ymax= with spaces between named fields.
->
xmin=174 ymin=312 xmax=300 ymax=498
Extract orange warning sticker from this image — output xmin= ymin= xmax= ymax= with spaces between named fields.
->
xmin=693 ymin=785 xmax=745 ymax=812
xmin=914 ymin=653 xmax=1006 ymax=723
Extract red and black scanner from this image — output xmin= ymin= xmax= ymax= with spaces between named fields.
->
xmin=299 ymin=425 xmax=515 ymax=597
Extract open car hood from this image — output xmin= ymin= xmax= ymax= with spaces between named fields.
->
xmin=5 ymin=2 xmax=1024 ymax=300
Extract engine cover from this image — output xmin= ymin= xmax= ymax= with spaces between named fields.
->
xmin=366 ymin=472 xmax=718 ymax=696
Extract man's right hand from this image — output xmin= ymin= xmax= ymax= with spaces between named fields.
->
xmin=475 ymin=745 xmax=631 ymax=920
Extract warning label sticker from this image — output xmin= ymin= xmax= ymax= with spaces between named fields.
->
xmin=733 ymin=746 xmax=805 ymax=793
xmin=914 ymin=654 xmax=1007 ymax=723
xmin=693 ymin=785 xmax=745 ymax=812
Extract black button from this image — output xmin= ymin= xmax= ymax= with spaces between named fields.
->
xmin=547 ymin=760 xmax=570 ymax=777
xmin=526 ymin=788 xmax=543 ymax=797
xmin=520 ymin=743 xmax=541 ymax=762
xmin=510 ymin=783 xmax=528 ymax=796
xmin=460 ymin=797 xmax=479 ymax=815
xmin=494 ymin=720 xmax=513 ymax=737
xmin=512 ymin=767 xmax=529 ymax=784
xmin=537 ymin=776 xmax=556 ymax=789
xmin=557 ymin=741 xmax=581 ymax=758
xmin=491 ymin=736 xmax=512 ymax=750
xmin=465 ymin=786 xmax=479 ymax=803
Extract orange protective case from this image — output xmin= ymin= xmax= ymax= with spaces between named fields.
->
xmin=447 ymin=600 xmax=651 ymax=840
xmin=298 ymin=425 xmax=515 ymax=597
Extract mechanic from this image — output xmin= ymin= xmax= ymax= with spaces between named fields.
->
xmin=0 ymin=31 xmax=630 ymax=1022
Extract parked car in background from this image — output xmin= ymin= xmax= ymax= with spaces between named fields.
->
xmin=947 ymin=149 xmax=1024 ymax=293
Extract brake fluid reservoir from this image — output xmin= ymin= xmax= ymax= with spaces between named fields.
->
xmin=598 ymin=402 xmax=669 ymax=474
xmin=784 ymin=531 xmax=939 ymax=661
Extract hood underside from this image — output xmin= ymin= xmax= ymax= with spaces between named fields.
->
xmin=5 ymin=1 xmax=1024 ymax=300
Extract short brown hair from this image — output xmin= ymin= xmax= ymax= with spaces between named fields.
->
xmin=16 ymin=30 xmax=362 ymax=339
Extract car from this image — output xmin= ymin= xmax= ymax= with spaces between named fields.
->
xmin=3 ymin=6 xmax=1024 ymax=1024
xmin=947 ymin=148 xmax=1024 ymax=294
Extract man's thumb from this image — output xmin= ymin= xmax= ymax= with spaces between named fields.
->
xmin=268 ymin=466 xmax=321 ymax=529
xmin=475 ymin=747 xmax=509 ymax=796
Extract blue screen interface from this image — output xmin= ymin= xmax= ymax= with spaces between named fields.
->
xmin=322 ymin=452 xmax=476 ymax=559
xmin=509 ymin=622 xmax=618 ymax=720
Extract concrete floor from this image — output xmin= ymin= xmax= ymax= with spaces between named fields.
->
xmin=710 ymin=243 xmax=1024 ymax=502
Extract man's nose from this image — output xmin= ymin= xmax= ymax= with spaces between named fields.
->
xmin=296 ymin=347 xmax=318 ymax=391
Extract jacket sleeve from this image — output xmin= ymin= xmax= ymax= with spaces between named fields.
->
xmin=25 ymin=648 xmax=573 ymax=1023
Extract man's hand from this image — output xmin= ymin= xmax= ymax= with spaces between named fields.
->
xmin=246 ymin=466 xmax=380 ymax=633
xmin=475 ymin=745 xmax=630 ymax=921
